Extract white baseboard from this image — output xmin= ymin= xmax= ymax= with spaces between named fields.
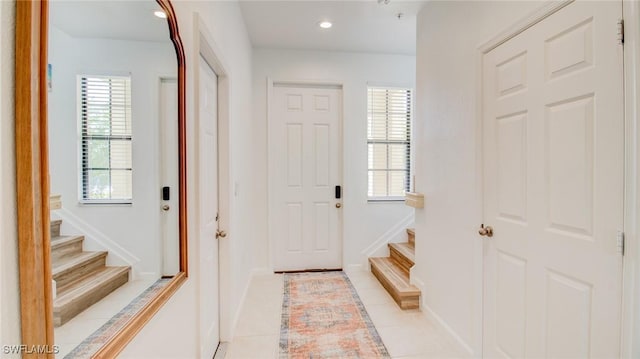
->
xmin=411 ymin=274 xmax=475 ymax=356
xmin=53 ymin=208 xmax=140 ymax=274
xmin=360 ymin=212 xmax=415 ymax=267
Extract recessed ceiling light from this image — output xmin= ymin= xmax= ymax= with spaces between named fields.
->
xmin=154 ymin=10 xmax=167 ymax=19
xmin=319 ymin=21 xmax=333 ymax=29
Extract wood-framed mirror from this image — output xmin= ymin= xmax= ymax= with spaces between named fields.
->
xmin=15 ymin=0 xmax=187 ymax=357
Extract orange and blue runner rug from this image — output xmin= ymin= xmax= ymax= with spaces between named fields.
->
xmin=279 ymin=271 xmax=390 ymax=358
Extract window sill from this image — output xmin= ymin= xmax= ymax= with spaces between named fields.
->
xmin=78 ymin=201 xmax=133 ymax=206
xmin=367 ymin=198 xmax=405 ymax=203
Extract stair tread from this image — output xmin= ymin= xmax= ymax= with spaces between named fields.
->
xmin=51 ymin=219 xmax=62 ymax=226
xmin=369 ymin=257 xmax=420 ymax=296
xmin=389 ymin=242 xmax=415 ymax=266
xmin=54 ymin=266 xmax=130 ymax=308
xmin=407 ymin=228 xmax=415 ymax=236
xmin=51 ymin=235 xmax=84 ymax=249
xmin=52 ymin=251 xmax=107 ymax=277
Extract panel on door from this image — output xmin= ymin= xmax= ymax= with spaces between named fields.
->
xmin=482 ymin=2 xmax=623 ymax=358
xmin=270 ymin=85 xmax=343 ymax=271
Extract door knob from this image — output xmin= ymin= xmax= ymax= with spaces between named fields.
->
xmin=162 ymin=205 xmax=170 ymax=211
xmin=336 ymin=203 xmax=342 ymax=208
xmin=478 ymin=224 xmax=493 ymax=237
xmin=216 ymin=230 xmax=227 ymax=239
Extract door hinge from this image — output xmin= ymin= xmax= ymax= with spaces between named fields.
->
xmin=617 ymin=231 xmax=625 ymax=256
xmin=617 ymin=19 xmax=624 ymax=45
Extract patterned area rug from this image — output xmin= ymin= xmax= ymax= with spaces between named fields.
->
xmin=279 ymin=271 xmax=390 ymax=358
xmin=64 ymin=278 xmax=171 ymax=359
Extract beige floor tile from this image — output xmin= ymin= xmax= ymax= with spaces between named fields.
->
xmin=364 ymin=303 xmax=421 ymax=328
xmin=227 ymin=271 xmax=468 ymax=359
xmin=54 ymin=318 xmax=106 ymax=343
xmin=348 ymin=271 xmax=386 ymax=291
xmin=356 ymin=286 xmax=397 ymax=307
xmin=234 ymin=304 xmax=282 ymax=337
xmin=376 ymin=324 xmax=431 ymax=357
xmin=225 ymin=335 xmax=279 ymax=359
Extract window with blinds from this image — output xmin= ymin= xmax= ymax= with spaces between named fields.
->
xmin=79 ymin=75 xmax=133 ymax=203
xmin=367 ymin=87 xmax=412 ymax=200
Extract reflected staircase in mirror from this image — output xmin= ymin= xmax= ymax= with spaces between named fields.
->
xmin=51 ymin=211 xmax=131 ymax=327
xmin=369 ymin=228 xmax=420 ymax=309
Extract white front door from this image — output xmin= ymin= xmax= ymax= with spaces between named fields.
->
xmin=270 ymin=84 xmax=343 ymax=271
xmin=198 ymin=56 xmax=219 ymax=358
xmin=482 ymin=2 xmax=624 ymax=358
xmin=159 ymin=77 xmax=179 ymax=277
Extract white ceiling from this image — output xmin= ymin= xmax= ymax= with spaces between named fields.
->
xmin=50 ymin=0 xmax=171 ymax=42
xmin=239 ymin=1 xmax=424 ymax=55
xmin=49 ymin=0 xmax=423 ymax=54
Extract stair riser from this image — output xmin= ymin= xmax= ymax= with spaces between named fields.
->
xmin=54 ymin=254 xmax=107 ymax=294
xmin=51 ymin=220 xmax=62 ymax=238
xmin=389 ymin=246 xmax=414 ymax=274
xmin=51 ymin=239 xmax=84 ymax=262
xmin=54 ymin=269 xmax=130 ymax=327
xmin=370 ymin=263 xmax=420 ymax=310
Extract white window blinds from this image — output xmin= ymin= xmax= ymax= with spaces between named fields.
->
xmin=80 ymin=75 xmax=133 ymax=202
xmin=367 ymin=87 xmax=412 ymax=200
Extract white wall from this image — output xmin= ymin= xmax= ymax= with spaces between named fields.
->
xmin=0 ymin=1 xmax=21 ymax=357
xmin=119 ymin=1 xmax=255 ymax=356
xmin=412 ymin=1 xmax=541 ymax=354
xmin=252 ymin=48 xmax=416 ymax=271
xmin=48 ymin=27 xmax=176 ymax=278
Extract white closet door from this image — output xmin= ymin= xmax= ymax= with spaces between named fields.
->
xmin=482 ymin=2 xmax=624 ymax=357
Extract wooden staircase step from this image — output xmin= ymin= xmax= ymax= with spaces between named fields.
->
xmin=369 ymin=257 xmax=420 ymax=309
xmin=51 ymin=219 xmax=62 ymax=238
xmin=52 ymin=251 xmax=108 ymax=293
xmin=407 ymin=228 xmax=415 ymax=247
xmin=53 ymin=266 xmax=130 ymax=327
xmin=51 ymin=235 xmax=84 ymax=261
xmin=389 ymin=242 xmax=415 ymax=273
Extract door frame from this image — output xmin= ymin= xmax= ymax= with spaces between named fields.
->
xmin=193 ymin=14 xmax=232 ymax=343
xmin=474 ymin=0 xmax=639 ymax=357
xmin=266 ymin=79 xmax=345 ymax=272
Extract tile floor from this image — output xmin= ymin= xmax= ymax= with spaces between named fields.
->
xmin=225 ymin=270 xmax=470 ymax=359
xmin=54 ymin=277 xmax=157 ymax=358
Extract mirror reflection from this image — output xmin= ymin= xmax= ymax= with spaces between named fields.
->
xmin=47 ymin=1 xmax=178 ymax=356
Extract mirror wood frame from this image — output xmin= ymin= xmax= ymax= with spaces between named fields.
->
xmin=14 ymin=0 xmax=188 ymax=357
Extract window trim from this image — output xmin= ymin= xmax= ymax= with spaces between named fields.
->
xmin=77 ymin=74 xmax=133 ymax=204
xmin=366 ymin=86 xmax=413 ymax=201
